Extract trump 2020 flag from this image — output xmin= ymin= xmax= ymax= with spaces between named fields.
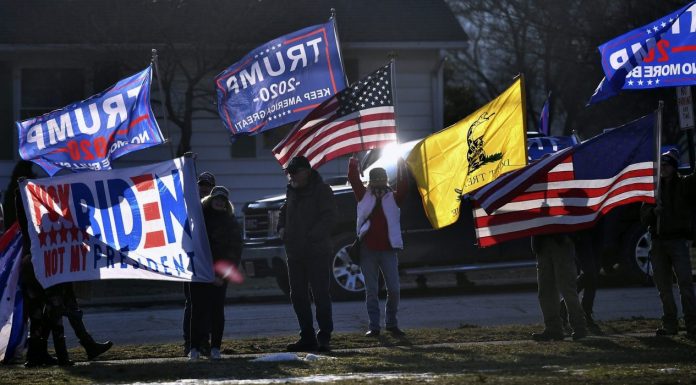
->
xmin=215 ymin=19 xmax=346 ymax=139
xmin=16 ymin=66 xmax=164 ymax=176
xmin=18 ymin=156 xmax=214 ymax=288
xmin=406 ymin=77 xmax=528 ymax=229
xmin=471 ymin=113 xmax=657 ymax=247
xmin=273 ymin=62 xmax=397 ymax=169
xmin=588 ymin=1 xmax=696 ymax=104
xmin=0 ymin=224 xmax=26 ymax=363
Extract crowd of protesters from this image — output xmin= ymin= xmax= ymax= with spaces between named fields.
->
xmin=1 ymin=146 xmax=694 ymax=365
xmin=4 ymin=161 xmax=112 ymax=367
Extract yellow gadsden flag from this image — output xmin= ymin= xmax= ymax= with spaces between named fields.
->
xmin=406 ymin=77 xmax=528 ymax=229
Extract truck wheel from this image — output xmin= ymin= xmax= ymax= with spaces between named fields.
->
xmin=330 ymin=232 xmax=366 ymax=301
xmin=620 ymin=223 xmax=654 ymax=285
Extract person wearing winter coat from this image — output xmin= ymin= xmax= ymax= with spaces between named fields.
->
xmin=277 ymin=156 xmax=337 ymax=353
xmin=348 ymin=156 xmax=408 ymax=337
xmin=188 ymin=186 xmax=242 ymax=360
xmin=183 ymin=171 xmax=217 ymax=356
xmin=640 ymin=149 xmax=696 ymax=337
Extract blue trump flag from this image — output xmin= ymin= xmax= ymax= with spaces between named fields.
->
xmin=16 ymin=66 xmax=164 ymax=176
xmin=215 ymin=19 xmax=346 ymax=139
xmin=0 ymin=225 xmax=26 ymax=363
xmin=588 ymin=1 xmax=696 ymax=104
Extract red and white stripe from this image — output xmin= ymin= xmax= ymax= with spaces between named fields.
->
xmin=273 ymin=105 xmax=397 ymax=169
xmin=472 ymin=158 xmax=656 ymax=247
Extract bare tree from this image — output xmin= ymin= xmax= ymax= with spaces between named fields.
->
xmin=87 ymin=0 xmax=259 ymax=156
xmin=446 ymin=0 xmax=686 ymax=138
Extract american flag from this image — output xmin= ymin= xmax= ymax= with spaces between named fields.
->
xmin=273 ymin=62 xmax=397 ymax=169
xmin=471 ymin=113 xmax=657 ymax=247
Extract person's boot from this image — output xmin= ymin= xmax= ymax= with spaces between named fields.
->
xmin=585 ymin=313 xmax=603 ymax=335
xmin=531 ymin=329 xmax=564 ymax=341
xmin=286 ymin=338 xmax=318 ymax=352
xmin=656 ymin=320 xmax=678 ymax=336
xmin=79 ymin=335 xmax=113 ymax=360
xmin=54 ymin=337 xmax=74 ymax=366
xmin=37 ymin=337 xmax=58 ymax=366
xmin=24 ymin=337 xmax=45 ymax=368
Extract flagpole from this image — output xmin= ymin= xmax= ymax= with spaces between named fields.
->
xmin=388 ymin=55 xmax=399 ymax=148
xmin=544 ymin=90 xmax=551 ymax=135
xmin=655 ymin=100 xmax=663 ymax=236
xmin=151 ymin=49 xmax=174 ymax=159
xmin=517 ymin=73 xmax=529 ymax=164
xmin=330 ymin=8 xmax=349 ymax=87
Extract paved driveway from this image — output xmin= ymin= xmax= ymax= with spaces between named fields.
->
xmin=67 ymin=286 xmax=665 ymax=347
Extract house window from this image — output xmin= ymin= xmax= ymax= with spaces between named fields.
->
xmin=261 ymin=123 xmax=293 ymax=152
xmin=230 ymin=135 xmax=257 ymax=158
xmin=0 ymin=62 xmax=12 ymax=160
xmin=20 ymin=68 xmax=85 ymax=119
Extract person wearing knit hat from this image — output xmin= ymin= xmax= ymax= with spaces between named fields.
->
xmin=182 ymin=170 xmax=219 ymax=357
xmin=188 ymin=185 xmax=242 ymax=360
xmin=348 ymin=155 xmax=409 ymax=338
xmin=197 ymin=171 xmax=216 ymax=198
xmin=641 ymin=148 xmax=696 ymax=337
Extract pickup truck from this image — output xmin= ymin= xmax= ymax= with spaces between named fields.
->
xmin=240 ymin=134 xmax=693 ymax=299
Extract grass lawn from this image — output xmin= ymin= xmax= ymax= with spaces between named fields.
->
xmin=3 ymin=317 xmax=696 ymax=385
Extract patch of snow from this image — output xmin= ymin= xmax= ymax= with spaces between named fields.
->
xmin=123 ymin=372 xmax=444 ymax=385
xmin=250 ymin=353 xmax=300 ymax=362
xmin=657 ymin=368 xmax=679 ymax=374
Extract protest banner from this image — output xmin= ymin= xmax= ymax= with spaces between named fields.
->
xmin=18 ymin=156 xmax=213 ymax=288
xmin=16 ymin=66 xmax=164 ymax=176
xmin=215 ymin=19 xmax=346 ymax=138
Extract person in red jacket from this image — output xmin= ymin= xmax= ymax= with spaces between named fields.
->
xmin=348 ymin=155 xmax=409 ymax=337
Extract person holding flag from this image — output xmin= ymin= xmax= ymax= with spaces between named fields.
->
xmin=188 ymin=186 xmax=242 ymax=360
xmin=348 ymin=155 xmax=409 ymax=337
xmin=640 ymin=149 xmax=696 ymax=337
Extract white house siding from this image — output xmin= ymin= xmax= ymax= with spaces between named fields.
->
xmin=0 ymin=48 xmax=444 ymax=214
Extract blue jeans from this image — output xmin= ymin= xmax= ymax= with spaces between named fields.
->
xmin=360 ymin=245 xmax=400 ymax=331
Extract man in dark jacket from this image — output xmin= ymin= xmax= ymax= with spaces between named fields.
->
xmin=278 ymin=156 xmax=337 ymax=352
xmin=640 ymin=149 xmax=696 ymax=337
